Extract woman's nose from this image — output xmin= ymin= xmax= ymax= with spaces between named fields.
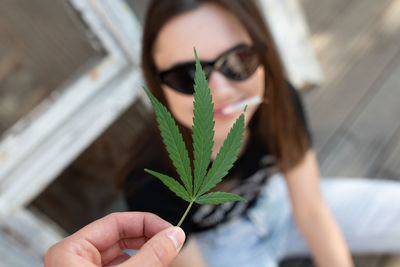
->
xmin=208 ymin=71 xmax=237 ymax=102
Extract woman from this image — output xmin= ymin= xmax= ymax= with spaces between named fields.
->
xmin=120 ymin=0 xmax=400 ymax=266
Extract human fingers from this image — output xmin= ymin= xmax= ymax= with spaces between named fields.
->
xmin=120 ymin=227 xmax=185 ymax=267
xmin=45 ymin=212 xmax=172 ymax=266
xmin=73 ymin=212 xmax=172 ymax=250
xmin=80 ymin=212 xmax=172 ymax=265
xmin=104 ymin=253 xmax=130 ymax=267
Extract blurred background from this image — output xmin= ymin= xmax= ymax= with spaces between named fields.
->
xmin=0 ymin=0 xmax=399 ymax=266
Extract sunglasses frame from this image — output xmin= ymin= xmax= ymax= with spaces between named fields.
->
xmin=157 ymin=44 xmax=260 ymax=95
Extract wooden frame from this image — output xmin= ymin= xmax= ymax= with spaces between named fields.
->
xmin=0 ymin=1 xmax=143 ymax=265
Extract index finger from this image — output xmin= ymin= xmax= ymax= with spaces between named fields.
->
xmin=71 ymin=212 xmax=172 ymax=252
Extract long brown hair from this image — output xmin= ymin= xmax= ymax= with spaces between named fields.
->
xmin=119 ymin=0 xmax=309 ymax=185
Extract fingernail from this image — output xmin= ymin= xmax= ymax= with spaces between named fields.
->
xmin=167 ymin=227 xmax=185 ymax=251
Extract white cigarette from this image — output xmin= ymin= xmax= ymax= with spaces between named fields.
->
xmin=222 ymin=96 xmax=262 ymax=114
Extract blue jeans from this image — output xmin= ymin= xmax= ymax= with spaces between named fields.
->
xmin=194 ymin=174 xmax=400 ymax=267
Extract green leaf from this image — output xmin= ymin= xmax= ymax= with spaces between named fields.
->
xmin=195 ymin=192 xmax=247 ymax=204
xmin=144 ymin=169 xmax=191 ymax=202
xmin=143 ymin=48 xmax=247 ymax=227
xmin=196 ymin=113 xmax=245 ymax=196
xmin=143 ymin=86 xmax=193 ymax=196
xmin=192 ymin=48 xmax=214 ymax=196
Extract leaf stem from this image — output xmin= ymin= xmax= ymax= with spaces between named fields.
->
xmin=177 ymin=200 xmax=194 ymax=227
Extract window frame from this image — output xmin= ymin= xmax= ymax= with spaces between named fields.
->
xmin=0 ymin=0 xmax=144 ymax=263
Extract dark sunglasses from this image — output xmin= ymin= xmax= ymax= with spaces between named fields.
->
xmin=157 ymin=44 xmax=260 ymax=95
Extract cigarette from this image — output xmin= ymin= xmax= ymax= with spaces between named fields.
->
xmin=222 ymin=96 xmax=262 ymax=114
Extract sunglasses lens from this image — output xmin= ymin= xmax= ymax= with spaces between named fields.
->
xmin=159 ymin=45 xmax=259 ymax=94
xmin=220 ymin=47 xmax=259 ymax=80
xmin=162 ymin=66 xmax=196 ymax=94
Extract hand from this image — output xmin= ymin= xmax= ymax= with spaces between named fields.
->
xmin=45 ymin=212 xmax=185 ymax=267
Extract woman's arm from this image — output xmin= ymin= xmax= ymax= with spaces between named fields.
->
xmin=169 ymin=237 xmax=208 ymax=267
xmin=284 ymin=149 xmax=354 ymax=267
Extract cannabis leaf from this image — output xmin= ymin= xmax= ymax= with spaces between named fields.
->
xmin=196 ymin=114 xmax=244 ymax=197
xmin=144 ymin=169 xmax=191 ymax=202
xmin=142 ymin=87 xmax=193 ymax=195
xmin=195 ymin=192 xmax=245 ymax=205
xmin=192 ymin=48 xmax=215 ymax=197
xmin=143 ymin=47 xmax=247 ymax=227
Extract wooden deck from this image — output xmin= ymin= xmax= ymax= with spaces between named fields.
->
xmin=282 ymin=0 xmax=400 ymax=266
xmin=303 ymin=0 xmax=400 ymax=179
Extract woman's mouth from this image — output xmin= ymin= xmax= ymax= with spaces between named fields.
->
xmin=222 ymin=96 xmax=262 ymax=114
xmin=213 ymin=107 xmax=238 ymax=119
xmin=213 ymin=96 xmax=262 ymax=119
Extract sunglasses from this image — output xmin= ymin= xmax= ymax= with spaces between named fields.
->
xmin=157 ymin=44 xmax=260 ymax=95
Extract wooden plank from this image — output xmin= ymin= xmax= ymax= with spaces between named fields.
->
xmin=307 ymin=33 xmax=400 ymax=155
xmin=283 ymin=1 xmax=400 ymax=266
xmin=305 ymin=0 xmax=400 ymax=154
xmin=383 ymin=256 xmax=400 ymax=267
xmin=374 ymin=126 xmax=400 ymax=179
xmin=280 ymin=258 xmax=315 ymax=267
xmin=306 ymin=0 xmax=393 ymax=98
xmin=319 ymin=56 xmax=400 ymax=177
xmin=300 ymin=0 xmax=351 ymax=34
xmin=353 ymin=256 xmax=384 ymax=267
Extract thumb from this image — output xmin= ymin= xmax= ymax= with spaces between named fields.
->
xmin=123 ymin=227 xmax=185 ymax=267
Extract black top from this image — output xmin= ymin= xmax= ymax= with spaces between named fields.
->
xmin=123 ymin=86 xmax=311 ymax=236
